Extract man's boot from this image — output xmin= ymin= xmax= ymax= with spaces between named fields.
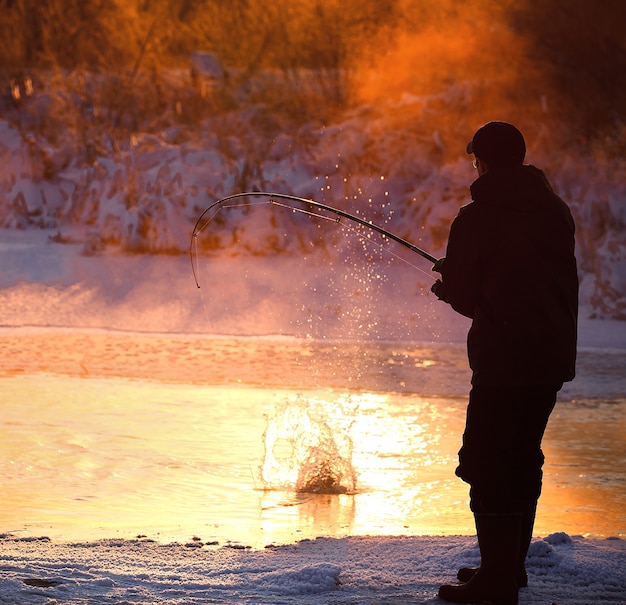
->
xmin=439 ymin=513 xmax=521 ymax=605
xmin=455 ymin=503 xmax=535 ymax=588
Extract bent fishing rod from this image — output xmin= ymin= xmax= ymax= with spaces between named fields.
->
xmin=190 ymin=192 xmax=437 ymax=288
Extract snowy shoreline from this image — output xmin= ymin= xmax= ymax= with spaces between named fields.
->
xmin=2 ymin=532 xmax=625 ymax=605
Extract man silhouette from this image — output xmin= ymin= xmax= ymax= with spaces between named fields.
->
xmin=432 ymin=122 xmax=578 ymax=605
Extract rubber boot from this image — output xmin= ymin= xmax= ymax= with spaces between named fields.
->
xmin=456 ymin=565 xmax=528 ymax=589
xmin=438 ymin=513 xmax=521 ymax=605
xmin=456 ymin=503 xmax=535 ymax=588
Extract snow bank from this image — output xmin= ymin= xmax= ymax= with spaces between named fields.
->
xmin=0 ymin=93 xmax=625 ymax=320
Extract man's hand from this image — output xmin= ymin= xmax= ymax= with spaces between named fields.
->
xmin=432 ymin=258 xmax=446 ymax=273
xmin=431 ymin=279 xmax=445 ymax=300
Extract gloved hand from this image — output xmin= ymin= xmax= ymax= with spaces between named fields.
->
xmin=431 ymin=279 xmax=445 ymax=300
xmin=432 ymin=257 xmax=446 ymax=273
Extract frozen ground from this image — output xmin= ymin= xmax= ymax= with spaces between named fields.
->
xmin=2 ymin=532 xmax=625 ymax=605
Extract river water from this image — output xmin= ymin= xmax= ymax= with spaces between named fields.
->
xmin=0 ymin=329 xmax=624 ymax=548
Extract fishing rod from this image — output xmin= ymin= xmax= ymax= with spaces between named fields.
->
xmin=190 ymin=192 xmax=437 ymax=288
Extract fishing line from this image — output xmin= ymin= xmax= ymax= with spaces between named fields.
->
xmin=335 ymin=220 xmax=437 ymax=282
xmin=269 ymin=199 xmax=342 ymax=224
xmin=191 ymin=230 xmax=215 ymax=330
xmin=192 ymin=192 xmax=436 ymax=260
xmin=190 ymin=192 xmax=441 ymax=333
xmin=191 ymin=192 xmax=438 ymax=292
xmin=191 ymin=199 xmax=284 ymax=326
xmin=193 ymin=200 xmax=270 ymax=237
xmin=270 ymin=199 xmax=436 ymax=281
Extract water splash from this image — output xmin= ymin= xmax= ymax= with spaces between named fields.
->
xmin=260 ymin=396 xmax=357 ymax=494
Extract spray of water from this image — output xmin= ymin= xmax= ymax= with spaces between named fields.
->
xmin=260 ymin=396 xmax=357 ymax=495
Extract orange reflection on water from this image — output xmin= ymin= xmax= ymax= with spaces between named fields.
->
xmin=538 ymin=402 xmax=626 ymax=538
xmin=0 ymin=330 xmax=623 ymax=547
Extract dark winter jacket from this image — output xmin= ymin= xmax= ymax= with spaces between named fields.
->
xmin=436 ymin=165 xmax=578 ymax=387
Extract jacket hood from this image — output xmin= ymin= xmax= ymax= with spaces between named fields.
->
xmin=469 ymin=165 xmax=555 ymax=211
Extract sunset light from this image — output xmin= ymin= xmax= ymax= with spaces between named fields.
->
xmin=1 ymin=0 xmax=625 ymax=603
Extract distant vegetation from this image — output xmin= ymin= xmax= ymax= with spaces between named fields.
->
xmin=0 ymin=0 xmax=624 ymax=152
xmin=1 ymin=1 xmax=624 ymax=318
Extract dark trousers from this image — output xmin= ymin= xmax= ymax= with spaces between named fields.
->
xmin=455 ymin=384 xmax=560 ymax=514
